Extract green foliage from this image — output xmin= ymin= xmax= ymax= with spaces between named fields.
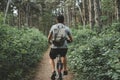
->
xmin=101 ymin=0 xmax=115 ymax=25
xmin=68 ymin=23 xmax=120 ymax=80
xmin=0 ymin=25 xmax=48 ymax=80
xmin=101 ymin=0 xmax=114 ymax=13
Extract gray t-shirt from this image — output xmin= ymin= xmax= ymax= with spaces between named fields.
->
xmin=49 ymin=23 xmax=71 ymax=49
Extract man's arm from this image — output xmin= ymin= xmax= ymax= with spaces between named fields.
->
xmin=68 ymin=35 xmax=73 ymax=42
xmin=66 ymin=31 xmax=73 ymax=43
xmin=67 ymin=34 xmax=73 ymax=43
xmin=48 ymin=32 xmax=52 ymax=44
xmin=48 ymin=26 xmax=54 ymax=44
xmin=66 ymin=27 xmax=73 ymax=43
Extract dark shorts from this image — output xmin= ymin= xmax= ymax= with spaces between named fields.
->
xmin=49 ymin=48 xmax=68 ymax=59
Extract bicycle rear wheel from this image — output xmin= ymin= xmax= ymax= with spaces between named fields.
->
xmin=57 ymin=62 xmax=63 ymax=79
xmin=58 ymin=72 xmax=63 ymax=80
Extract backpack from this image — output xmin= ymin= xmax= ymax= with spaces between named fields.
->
xmin=52 ymin=25 xmax=67 ymax=47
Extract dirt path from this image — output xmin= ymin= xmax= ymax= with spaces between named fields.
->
xmin=33 ymin=48 xmax=73 ymax=80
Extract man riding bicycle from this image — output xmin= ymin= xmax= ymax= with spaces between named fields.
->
xmin=48 ymin=15 xmax=73 ymax=80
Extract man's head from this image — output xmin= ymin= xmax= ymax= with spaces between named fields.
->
xmin=56 ymin=15 xmax=64 ymax=23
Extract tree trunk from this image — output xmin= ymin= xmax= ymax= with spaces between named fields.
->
xmin=82 ymin=0 xmax=87 ymax=26
xmin=89 ymin=0 xmax=95 ymax=29
xmin=18 ymin=6 xmax=21 ymax=28
xmin=115 ymin=0 xmax=120 ymax=22
xmin=65 ymin=6 xmax=70 ymax=26
xmin=86 ymin=0 xmax=89 ymax=25
xmin=77 ymin=4 xmax=84 ymax=25
xmin=26 ymin=1 xmax=30 ymax=27
xmin=94 ymin=0 xmax=102 ymax=32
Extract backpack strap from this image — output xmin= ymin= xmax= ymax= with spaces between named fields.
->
xmin=54 ymin=26 xmax=60 ymax=41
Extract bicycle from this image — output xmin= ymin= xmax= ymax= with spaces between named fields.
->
xmin=56 ymin=54 xmax=63 ymax=80
xmin=51 ymin=54 xmax=63 ymax=80
xmin=49 ymin=40 xmax=71 ymax=80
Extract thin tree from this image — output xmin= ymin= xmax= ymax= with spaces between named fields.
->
xmin=82 ymin=0 xmax=87 ymax=26
xmin=89 ymin=0 xmax=95 ymax=29
xmin=115 ymin=0 xmax=120 ymax=22
xmin=94 ymin=0 xmax=102 ymax=32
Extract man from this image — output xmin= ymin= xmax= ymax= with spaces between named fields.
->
xmin=48 ymin=15 xmax=73 ymax=79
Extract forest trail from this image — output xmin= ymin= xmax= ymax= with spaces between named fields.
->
xmin=33 ymin=48 xmax=74 ymax=80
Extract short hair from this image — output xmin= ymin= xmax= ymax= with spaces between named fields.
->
xmin=57 ymin=15 xmax=64 ymax=23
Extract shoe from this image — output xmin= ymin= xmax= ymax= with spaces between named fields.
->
xmin=63 ymin=70 xmax=68 ymax=75
xmin=51 ymin=71 xmax=56 ymax=80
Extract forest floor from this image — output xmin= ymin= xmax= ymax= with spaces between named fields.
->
xmin=33 ymin=48 xmax=74 ymax=80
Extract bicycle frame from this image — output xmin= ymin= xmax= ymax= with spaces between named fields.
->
xmin=56 ymin=54 xmax=63 ymax=80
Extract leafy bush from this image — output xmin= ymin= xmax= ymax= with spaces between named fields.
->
xmin=0 ymin=25 xmax=48 ymax=80
xmin=68 ymin=23 xmax=120 ymax=80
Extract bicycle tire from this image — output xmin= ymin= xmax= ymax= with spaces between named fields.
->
xmin=57 ymin=61 xmax=63 ymax=70
xmin=58 ymin=78 xmax=62 ymax=80
xmin=56 ymin=55 xmax=63 ymax=80
xmin=58 ymin=72 xmax=62 ymax=80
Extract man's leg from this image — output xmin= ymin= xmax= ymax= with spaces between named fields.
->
xmin=61 ymin=48 xmax=68 ymax=75
xmin=49 ymin=48 xmax=56 ymax=72
xmin=49 ymin=58 xmax=55 ymax=72
xmin=50 ymin=58 xmax=56 ymax=79
xmin=61 ymin=56 xmax=68 ymax=75
xmin=61 ymin=56 xmax=67 ymax=71
xmin=49 ymin=48 xmax=56 ymax=79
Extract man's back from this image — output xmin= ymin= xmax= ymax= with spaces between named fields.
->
xmin=49 ymin=23 xmax=71 ymax=48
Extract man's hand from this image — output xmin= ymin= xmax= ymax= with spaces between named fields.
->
xmin=67 ymin=39 xmax=72 ymax=43
xmin=48 ymin=40 xmax=52 ymax=44
xmin=48 ymin=32 xmax=52 ymax=44
xmin=67 ymin=35 xmax=73 ymax=43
